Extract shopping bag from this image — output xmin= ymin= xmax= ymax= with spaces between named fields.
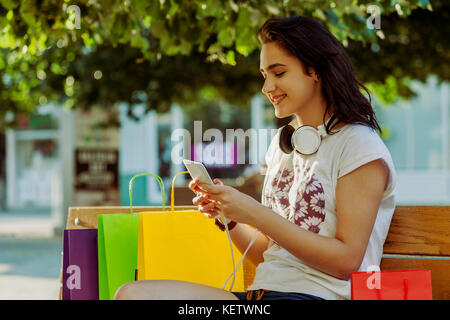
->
xmin=98 ymin=173 xmax=166 ymax=300
xmin=62 ymin=229 xmax=98 ymax=300
xmin=351 ymin=269 xmax=432 ymax=300
xmin=137 ymin=171 xmax=246 ymax=292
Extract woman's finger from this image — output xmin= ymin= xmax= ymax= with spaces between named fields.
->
xmin=192 ymin=194 xmax=210 ymax=206
xmin=188 ymin=178 xmax=200 ymax=192
xmin=199 ymin=202 xmax=217 ymax=212
xmin=203 ymin=209 xmax=219 ymax=219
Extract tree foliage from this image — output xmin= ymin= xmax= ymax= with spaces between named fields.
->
xmin=0 ymin=0 xmax=443 ymax=128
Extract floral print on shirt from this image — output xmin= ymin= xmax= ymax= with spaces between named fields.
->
xmin=264 ymin=161 xmax=326 ymax=234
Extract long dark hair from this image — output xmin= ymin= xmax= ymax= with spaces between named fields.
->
xmin=257 ymin=16 xmax=382 ymax=134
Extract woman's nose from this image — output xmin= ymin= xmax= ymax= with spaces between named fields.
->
xmin=262 ymin=82 xmax=276 ymax=94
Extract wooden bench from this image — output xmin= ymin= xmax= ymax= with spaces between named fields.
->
xmin=241 ymin=205 xmax=450 ymax=299
xmin=60 ymin=205 xmax=450 ymax=300
xmin=379 ymin=206 xmax=450 ymax=300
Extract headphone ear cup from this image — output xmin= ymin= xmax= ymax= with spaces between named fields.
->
xmin=279 ymin=125 xmax=295 ymax=154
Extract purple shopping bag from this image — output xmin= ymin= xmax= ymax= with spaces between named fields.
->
xmin=62 ymin=229 xmax=99 ymax=300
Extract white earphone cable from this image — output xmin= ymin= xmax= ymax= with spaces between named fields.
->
xmin=220 ymin=213 xmax=237 ymax=292
xmin=222 ymin=227 xmax=260 ymax=291
xmin=221 ymin=139 xmax=286 ymax=292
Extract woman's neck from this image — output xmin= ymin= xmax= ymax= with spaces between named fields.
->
xmin=293 ymin=95 xmax=332 ymax=129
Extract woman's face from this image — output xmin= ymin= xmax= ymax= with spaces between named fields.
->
xmin=260 ymin=42 xmax=319 ymax=119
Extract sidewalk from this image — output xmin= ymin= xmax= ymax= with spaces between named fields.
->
xmin=0 ymin=210 xmax=55 ymax=238
xmin=0 ymin=211 xmax=61 ymax=300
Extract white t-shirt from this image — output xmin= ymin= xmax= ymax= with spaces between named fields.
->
xmin=247 ymin=120 xmax=397 ymax=300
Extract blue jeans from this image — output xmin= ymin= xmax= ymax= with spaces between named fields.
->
xmin=232 ymin=289 xmax=325 ymax=300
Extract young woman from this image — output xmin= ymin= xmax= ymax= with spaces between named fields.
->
xmin=115 ymin=16 xmax=396 ymax=300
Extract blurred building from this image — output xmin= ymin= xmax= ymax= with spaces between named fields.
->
xmin=4 ymin=105 xmax=120 ymax=231
xmin=3 ymin=78 xmax=450 ymax=235
xmin=4 ymin=108 xmax=67 ymax=225
xmin=118 ymin=95 xmax=275 ymax=208
xmin=374 ymin=76 xmax=450 ymax=204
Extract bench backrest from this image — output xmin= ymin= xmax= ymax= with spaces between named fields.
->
xmin=381 ymin=206 xmax=450 ymax=300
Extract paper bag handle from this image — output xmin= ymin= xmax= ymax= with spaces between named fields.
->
xmin=171 ymin=171 xmax=189 ymax=212
xmin=376 ymin=278 xmax=409 ymax=300
xmin=129 ymin=173 xmax=166 ymax=214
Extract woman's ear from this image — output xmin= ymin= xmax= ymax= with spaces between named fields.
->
xmin=307 ymin=66 xmax=320 ymax=82
xmin=313 ymin=72 xmax=320 ymax=82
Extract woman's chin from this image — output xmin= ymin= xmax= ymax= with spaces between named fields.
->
xmin=274 ymin=107 xmax=290 ymax=119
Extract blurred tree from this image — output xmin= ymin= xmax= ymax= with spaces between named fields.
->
xmin=347 ymin=0 xmax=449 ymax=104
xmin=0 ymin=0 xmax=444 ymax=129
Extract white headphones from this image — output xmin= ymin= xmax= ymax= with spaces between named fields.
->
xmin=279 ymin=116 xmax=335 ymax=155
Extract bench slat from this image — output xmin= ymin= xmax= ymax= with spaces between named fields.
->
xmin=383 ymin=206 xmax=450 ymax=256
xmin=381 ymin=257 xmax=450 ymax=300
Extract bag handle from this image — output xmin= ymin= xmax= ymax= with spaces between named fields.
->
xmin=129 ymin=173 xmax=166 ymax=214
xmin=403 ymin=278 xmax=408 ymax=300
xmin=376 ymin=278 xmax=409 ymax=300
xmin=171 ymin=171 xmax=189 ymax=212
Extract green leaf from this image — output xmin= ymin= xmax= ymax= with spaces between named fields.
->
xmin=225 ymin=50 xmax=236 ymax=66
xmin=235 ymin=27 xmax=255 ymax=56
xmin=218 ymin=26 xmax=234 ymax=47
xmin=130 ymin=32 xmax=149 ymax=50
xmin=6 ymin=9 xmax=13 ymax=20
xmin=167 ymin=0 xmax=179 ymax=18
xmin=19 ymin=1 xmax=36 ymax=26
xmin=197 ymin=0 xmax=223 ymax=18
xmin=0 ymin=0 xmax=18 ymax=10
xmin=265 ymin=4 xmax=280 ymax=15
xmin=150 ymin=19 xmax=168 ymax=38
xmin=236 ymin=6 xmax=250 ymax=29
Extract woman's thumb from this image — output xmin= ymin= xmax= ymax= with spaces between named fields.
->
xmin=213 ymin=178 xmax=224 ymax=185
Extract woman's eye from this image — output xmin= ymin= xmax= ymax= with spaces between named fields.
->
xmin=261 ymin=72 xmax=285 ymax=80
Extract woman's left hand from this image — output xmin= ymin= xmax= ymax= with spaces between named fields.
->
xmin=196 ymin=178 xmax=261 ymax=225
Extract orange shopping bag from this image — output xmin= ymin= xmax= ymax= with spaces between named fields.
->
xmin=351 ymin=269 xmax=432 ymax=300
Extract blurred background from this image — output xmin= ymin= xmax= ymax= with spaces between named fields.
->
xmin=0 ymin=0 xmax=448 ymax=299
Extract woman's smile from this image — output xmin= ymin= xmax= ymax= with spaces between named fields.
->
xmin=273 ymin=94 xmax=287 ymax=105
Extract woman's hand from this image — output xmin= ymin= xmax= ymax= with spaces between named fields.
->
xmin=190 ymin=177 xmax=262 ymax=225
xmin=188 ymin=178 xmax=220 ymax=219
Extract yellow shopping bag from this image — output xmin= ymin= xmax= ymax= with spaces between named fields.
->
xmin=137 ymin=171 xmax=246 ymax=292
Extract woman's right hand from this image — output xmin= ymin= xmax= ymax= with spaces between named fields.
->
xmin=189 ymin=178 xmax=219 ymax=218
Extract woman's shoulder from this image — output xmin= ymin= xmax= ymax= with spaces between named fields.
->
xmin=333 ymin=123 xmax=396 ymax=193
xmin=333 ymin=123 xmax=390 ymax=156
xmin=336 ymin=123 xmax=382 ymax=142
xmin=335 ymin=122 xmax=377 ymax=135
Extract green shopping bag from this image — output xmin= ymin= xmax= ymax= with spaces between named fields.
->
xmin=97 ymin=174 xmax=166 ymax=300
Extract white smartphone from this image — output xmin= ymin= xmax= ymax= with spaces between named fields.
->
xmin=183 ymin=159 xmax=214 ymax=185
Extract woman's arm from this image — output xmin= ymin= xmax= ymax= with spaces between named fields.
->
xmin=198 ymin=159 xmax=389 ymax=280
xmin=228 ymin=223 xmax=269 ymax=266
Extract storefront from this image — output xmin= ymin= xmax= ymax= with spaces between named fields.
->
xmin=5 ymin=109 xmax=61 ymax=211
